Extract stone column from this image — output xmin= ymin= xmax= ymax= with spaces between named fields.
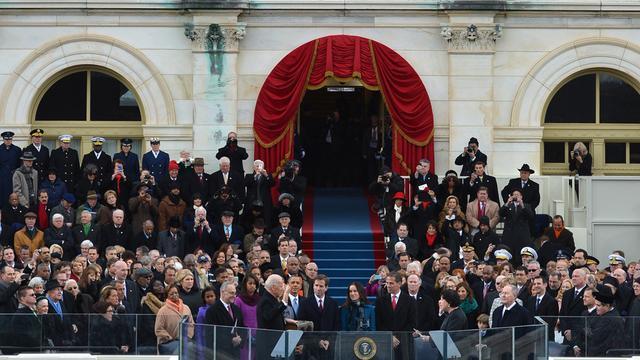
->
xmin=185 ymin=15 xmax=246 ymax=171
xmin=441 ymin=16 xmax=502 ymax=173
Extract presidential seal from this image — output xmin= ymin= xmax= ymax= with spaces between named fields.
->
xmin=354 ymin=336 xmax=377 ymax=360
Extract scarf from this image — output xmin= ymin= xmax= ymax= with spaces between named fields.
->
xmin=114 ymin=174 xmax=123 ymax=195
xmin=459 ymin=297 xmax=478 ymax=315
xmin=166 ymin=297 xmax=184 ymax=314
xmin=426 ymin=233 xmax=437 ymax=247
xmin=82 ymin=223 xmax=91 ymax=237
xmin=554 ymin=229 xmax=562 ymax=239
xmin=143 ymin=293 xmax=164 ymax=314
xmin=239 ymin=291 xmax=260 ymax=306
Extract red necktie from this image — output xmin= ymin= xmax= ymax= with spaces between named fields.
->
xmin=197 ymin=225 xmax=203 ymax=238
xmin=479 ymin=202 xmax=485 ymax=218
xmin=392 ymin=295 xmax=397 ymax=311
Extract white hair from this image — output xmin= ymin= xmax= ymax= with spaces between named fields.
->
xmin=80 ymin=240 xmax=94 ymax=248
xmin=220 ymin=280 xmax=235 ymax=294
xmin=195 ymin=206 xmax=207 ymax=216
xmin=394 ymin=242 xmax=407 ymax=251
xmin=219 ymin=157 xmax=230 ymax=165
xmin=254 ymin=159 xmax=264 ymax=167
xmin=52 ymin=213 xmax=64 ymax=221
xmin=113 ymin=209 xmax=124 ymax=217
xmin=406 ymin=261 xmax=423 ymax=275
xmin=264 ymin=274 xmax=283 ymax=289
xmin=29 ymin=277 xmax=45 ymax=288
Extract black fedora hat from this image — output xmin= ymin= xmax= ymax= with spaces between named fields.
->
xmin=517 ymin=164 xmax=535 ymax=174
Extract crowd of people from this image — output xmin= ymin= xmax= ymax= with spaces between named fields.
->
xmin=0 ymin=129 xmax=637 ymax=358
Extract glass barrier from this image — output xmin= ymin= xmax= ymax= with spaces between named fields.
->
xmin=0 ymin=313 xmax=174 ymax=355
xmin=553 ymin=316 xmax=640 ymax=357
xmin=184 ymin=321 xmax=548 ymax=360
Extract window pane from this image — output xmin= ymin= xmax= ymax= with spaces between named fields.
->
xmin=544 ymin=142 xmax=565 ymax=163
xmin=545 ymin=74 xmax=596 ymax=123
xmin=600 ymin=73 xmax=640 ymax=123
xmin=90 ymin=72 xmax=141 ymax=121
xmin=35 ymin=72 xmax=87 ymax=120
xmin=630 ymin=143 xmax=640 ymax=164
xmin=605 ymin=142 xmax=626 ymax=164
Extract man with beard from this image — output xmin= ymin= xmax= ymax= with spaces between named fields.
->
xmin=12 ymin=151 xmax=39 ymax=208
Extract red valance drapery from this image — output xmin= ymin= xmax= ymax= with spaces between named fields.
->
xmin=253 ymin=35 xmax=434 ymax=175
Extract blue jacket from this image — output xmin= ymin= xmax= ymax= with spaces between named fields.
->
xmin=340 ymin=303 xmax=376 ymax=331
xmin=40 ymin=178 xmax=68 ymax=207
xmin=142 ymin=151 xmax=169 ymax=180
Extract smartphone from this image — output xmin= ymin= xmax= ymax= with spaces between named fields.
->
xmin=373 ymin=274 xmax=382 ymax=281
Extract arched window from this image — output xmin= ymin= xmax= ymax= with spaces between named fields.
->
xmin=32 ymin=66 xmax=144 ymax=155
xmin=542 ymin=70 xmax=640 ymax=174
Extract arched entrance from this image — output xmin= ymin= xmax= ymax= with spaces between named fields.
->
xmin=252 ymin=35 xmax=434 ymax=179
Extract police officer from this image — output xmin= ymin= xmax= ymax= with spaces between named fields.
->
xmin=50 ymin=135 xmax=80 ymax=193
xmin=142 ymin=137 xmax=169 ymax=180
xmin=23 ymin=129 xmax=49 ymax=184
xmin=113 ymin=138 xmax=140 ymax=182
xmin=0 ymin=131 xmax=22 ymax=207
xmin=81 ymin=136 xmax=113 ymax=186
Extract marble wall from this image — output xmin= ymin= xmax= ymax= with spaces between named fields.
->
xmin=2 ymin=6 xmax=640 ymax=175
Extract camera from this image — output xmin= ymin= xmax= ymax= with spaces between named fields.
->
xmin=467 ymin=147 xmax=474 ymax=154
xmin=573 ymin=149 xmax=580 ymax=158
xmin=381 ymin=175 xmax=390 ymax=182
xmin=284 ymin=165 xmax=295 ymax=178
xmin=144 ymin=175 xmax=151 ymax=180
xmin=227 ymin=138 xmax=238 ymax=145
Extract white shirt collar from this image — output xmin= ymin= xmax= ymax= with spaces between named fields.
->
xmin=504 ymin=302 xmax=516 ymax=311
xmin=314 ymin=295 xmax=325 ymax=303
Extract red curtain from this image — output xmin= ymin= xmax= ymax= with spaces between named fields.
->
xmin=253 ymin=35 xmax=434 ymax=175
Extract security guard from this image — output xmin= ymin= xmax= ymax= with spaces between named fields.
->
xmin=81 ymin=136 xmax=113 ymax=186
xmin=23 ymin=128 xmax=49 ymax=183
xmin=113 ymin=138 xmax=141 ymax=182
xmin=50 ymin=135 xmax=80 ymax=193
xmin=0 ymin=131 xmax=22 ymax=207
xmin=142 ymin=137 xmax=169 ymax=180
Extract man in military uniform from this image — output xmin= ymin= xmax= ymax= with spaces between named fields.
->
xmin=22 ymin=129 xmax=49 ymax=184
xmin=50 ymin=135 xmax=80 ymax=193
xmin=81 ymin=136 xmax=112 ymax=186
xmin=142 ymin=137 xmax=169 ymax=180
xmin=113 ymin=138 xmax=140 ymax=182
xmin=0 ymin=131 xmax=22 ymax=207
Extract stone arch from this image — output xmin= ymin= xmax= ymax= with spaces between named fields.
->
xmin=0 ymin=33 xmax=176 ymax=132
xmin=511 ymin=37 xmax=640 ymax=127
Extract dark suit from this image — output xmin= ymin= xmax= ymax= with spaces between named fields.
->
xmin=537 ymin=240 xmax=564 ymax=268
xmin=23 ymin=144 xmax=49 ymax=183
xmin=501 ymin=178 xmax=540 ymax=210
xmin=0 ymin=223 xmax=14 ymax=248
xmin=244 ymin=173 xmax=275 ymax=224
xmin=500 ymin=203 xmax=534 ymax=264
xmin=71 ymin=222 xmax=99 ymax=246
xmin=81 ymin=151 xmax=113 ymax=186
xmin=278 ymin=175 xmax=307 ymax=206
xmin=269 ymin=226 xmax=301 ymax=254
xmin=525 ymin=293 xmax=558 ymax=340
xmin=10 ymin=306 xmax=42 ymax=354
xmin=440 ymin=307 xmax=468 ymax=331
xmin=211 ymin=224 xmax=244 ymax=253
xmin=543 ymin=227 xmax=576 ymax=252
xmin=99 ymin=224 xmax=133 ymax=252
xmin=186 ymin=225 xmax=215 ymax=255
xmin=133 ymin=230 xmax=158 ymax=250
xmin=386 ymin=236 xmax=418 ymax=260
xmin=454 ymin=150 xmax=487 ymax=176
xmin=156 ymin=229 xmax=186 ymax=258
xmin=375 ymin=291 xmax=416 ymax=359
xmin=50 ymin=147 xmax=80 ymax=193
xmin=383 ymin=205 xmax=410 ymax=237
xmin=257 ymin=290 xmax=287 ymax=358
xmin=142 ymin=150 xmax=170 ymax=180
xmin=587 ymin=309 xmax=625 ymax=357
xmin=205 ymin=300 xmax=246 ymax=358
xmin=492 ymin=303 xmax=532 ymax=328
xmin=408 ymin=290 xmax=436 ymax=331
xmin=215 ymin=145 xmax=248 ymax=176
xmin=558 ymin=286 xmax=586 ymax=345
xmin=209 ymin=170 xmax=244 ymax=201
xmin=183 ymin=171 xmax=210 ymax=204
xmin=112 ymin=151 xmax=140 ymax=183
xmin=298 ymin=295 xmax=340 ymax=359
xmin=465 ymin=173 xmax=500 ymax=204
xmin=410 ymin=172 xmax=439 ymax=195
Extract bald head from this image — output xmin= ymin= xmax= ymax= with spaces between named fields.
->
xmin=114 ymin=260 xmax=129 ymax=280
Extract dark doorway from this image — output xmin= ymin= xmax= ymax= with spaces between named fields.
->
xmin=298 ymin=85 xmax=390 ymax=187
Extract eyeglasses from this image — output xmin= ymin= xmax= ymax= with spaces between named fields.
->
xmin=28 ymin=293 xmax=36 ymax=297
xmin=527 ymin=269 xmax=538 ymax=273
